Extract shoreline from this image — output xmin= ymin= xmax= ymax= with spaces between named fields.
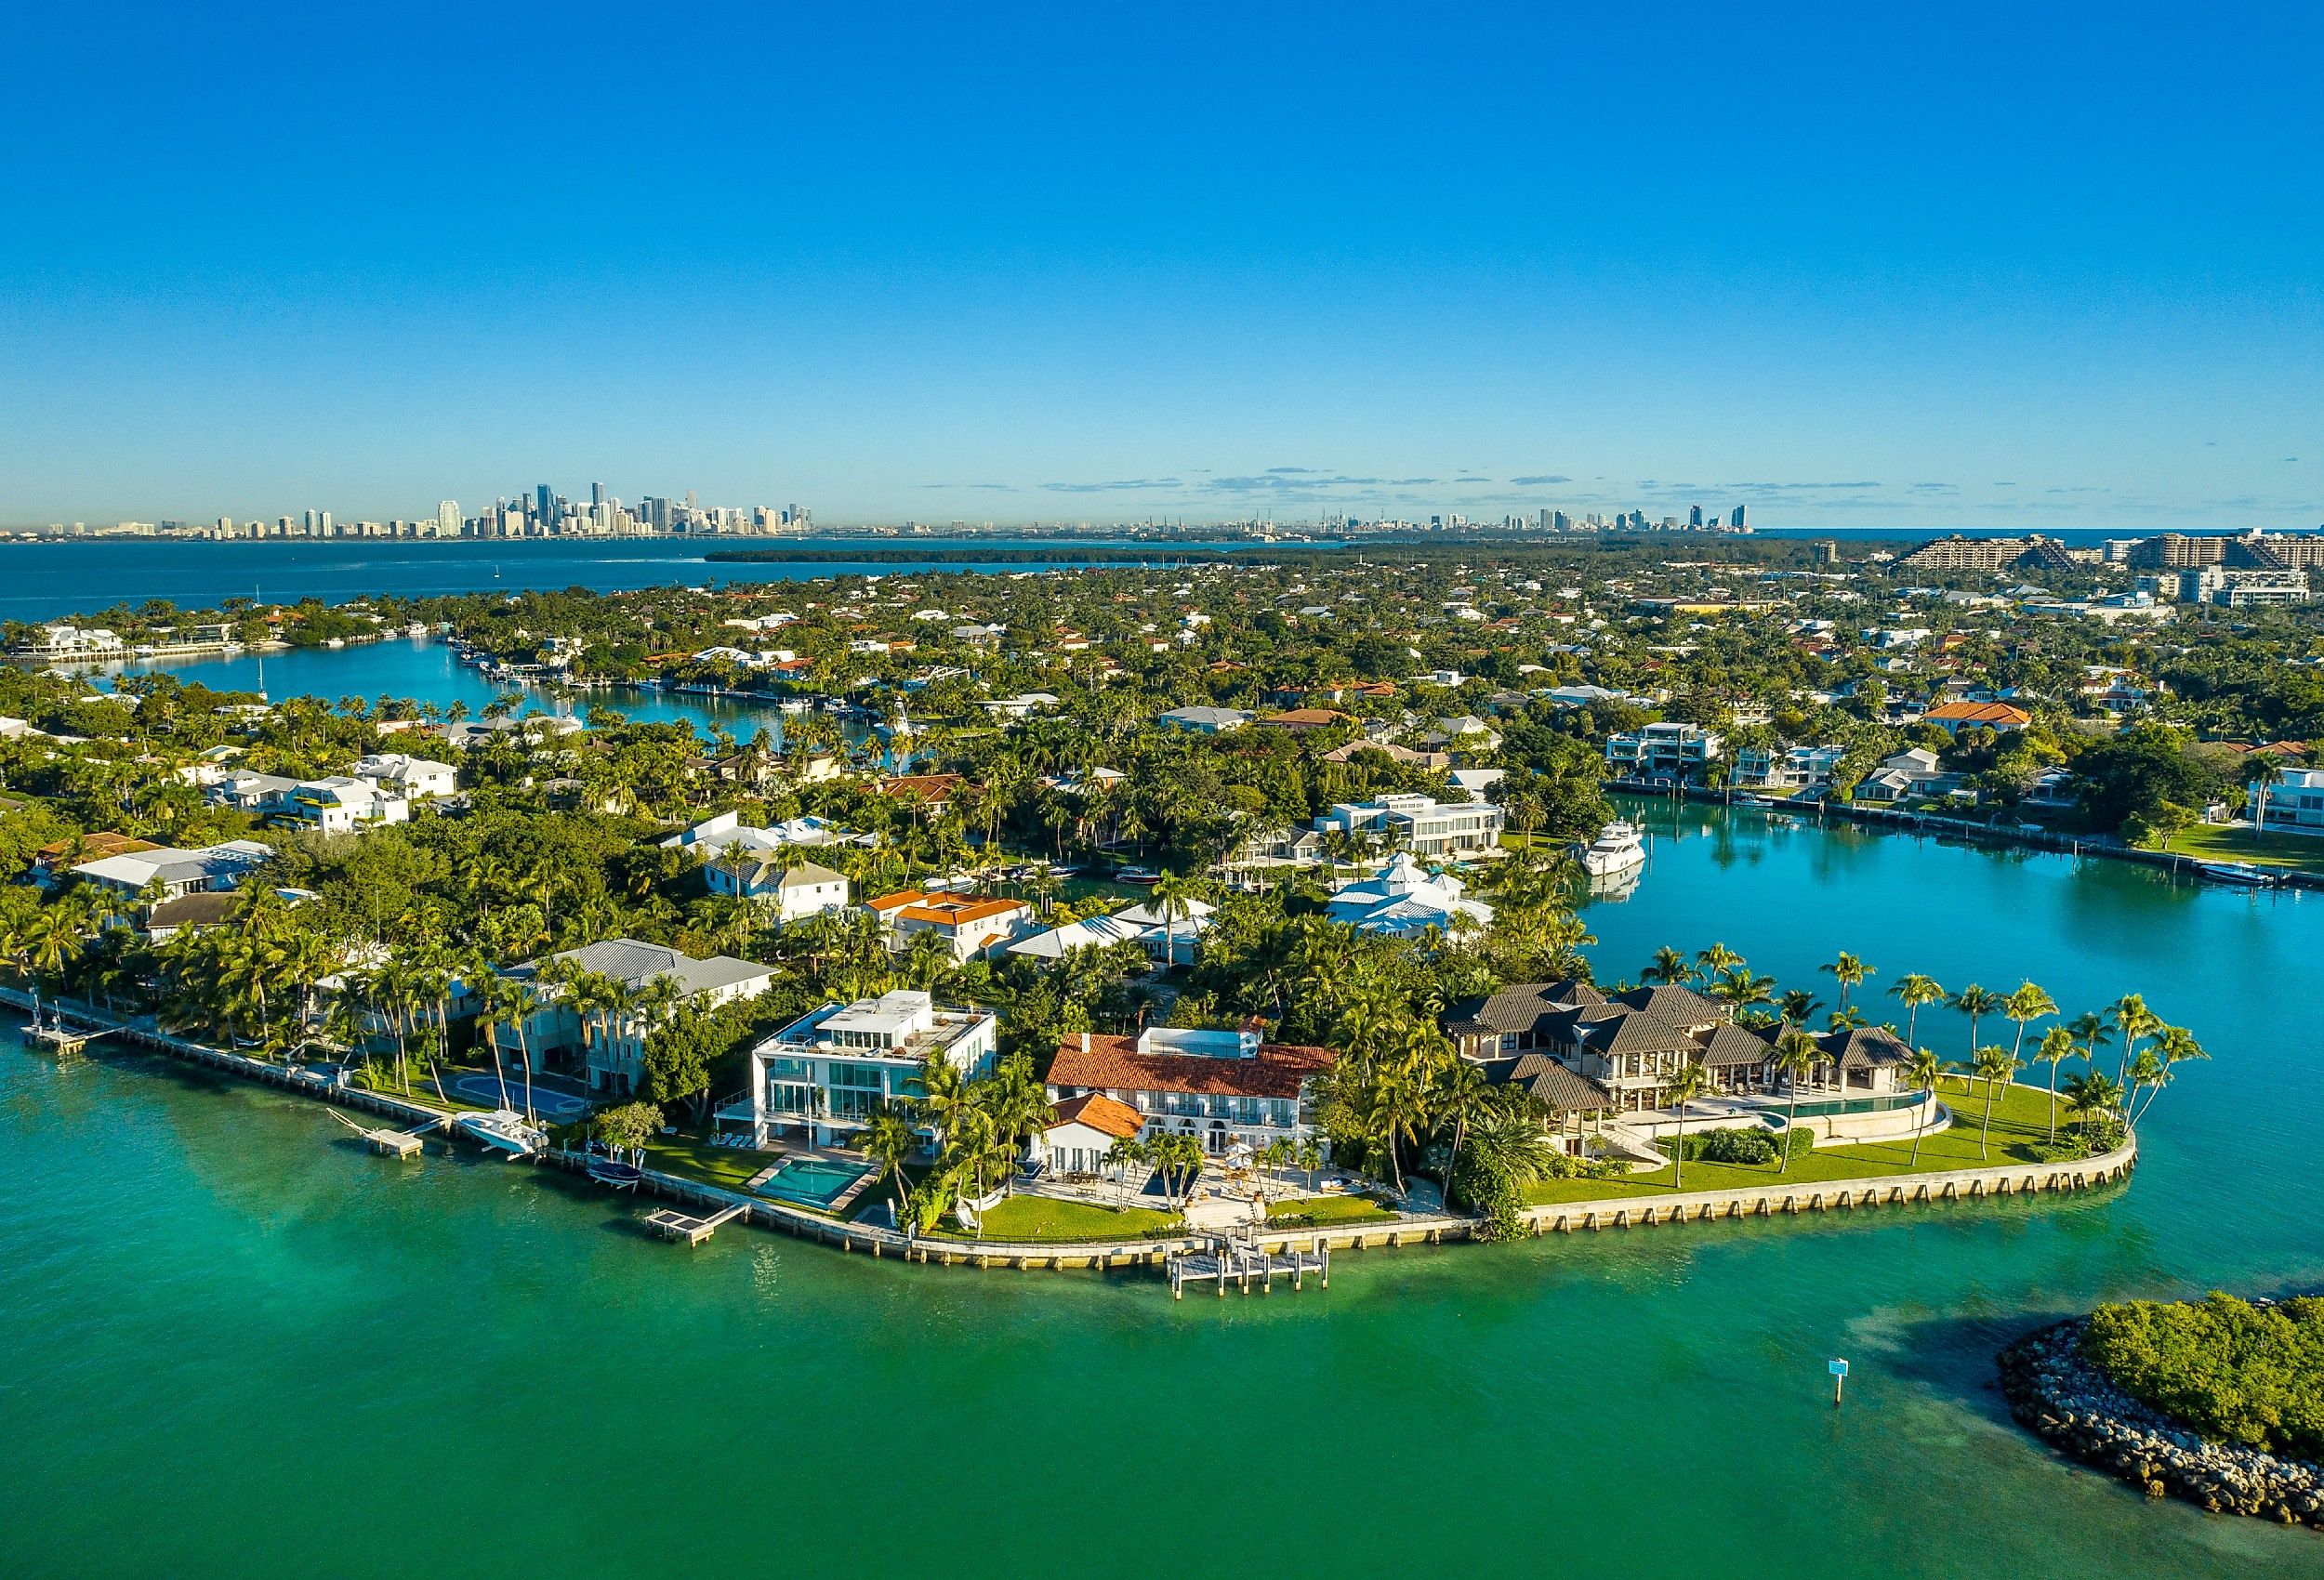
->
xmin=1999 ymin=1316 xmax=2324 ymax=1529
xmin=7 ymin=983 xmax=2140 ymax=1282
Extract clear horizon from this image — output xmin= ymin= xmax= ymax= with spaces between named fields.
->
xmin=4 ymin=4 xmax=2318 ymax=531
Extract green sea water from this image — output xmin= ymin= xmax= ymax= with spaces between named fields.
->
xmin=4 ymin=801 xmax=2320 ymax=1579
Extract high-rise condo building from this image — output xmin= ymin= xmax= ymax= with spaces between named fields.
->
xmin=438 ymin=501 xmax=459 ymax=537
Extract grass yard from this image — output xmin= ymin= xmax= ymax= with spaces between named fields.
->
xmin=644 ymin=1137 xmax=777 ymax=1192
xmin=935 ymin=1192 xmax=1182 ymax=1243
xmin=1267 ymin=1192 xmax=1399 ymax=1227
xmin=1522 ymin=1081 xmax=2098 ymax=1205
xmin=2159 ymin=823 xmax=2324 ymax=874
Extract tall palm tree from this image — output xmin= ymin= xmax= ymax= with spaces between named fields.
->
xmin=2106 ymin=994 xmax=2163 ymax=1086
xmin=1695 ymin=941 xmax=1743 ymax=981
xmin=2030 ymin=1024 xmax=2077 ymax=1140
xmin=1664 ymin=1059 xmax=1711 ymax=1190
xmin=1778 ymin=989 xmax=1822 ymax=1030
xmin=1771 ymin=1028 xmax=1822 ymax=1176
xmin=2062 ymin=1070 xmax=2122 ymax=1147
xmin=1887 ymin=973 xmax=1947 ymax=1047
xmin=1432 ymin=1057 xmax=1495 ymax=1209
xmin=1970 ymin=1045 xmax=2019 ymax=1161
xmin=860 ymin=1104 xmax=920 ymax=1222
xmin=2129 ymin=1025 xmax=2208 ymax=1128
xmin=2001 ymin=981 xmax=2058 ymax=1063
xmin=1642 ymin=945 xmax=1691 ymax=986
xmin=2066 ymin=1010 xmax=2111 ymax=1076
xmin=1147 ymin=870 xmax=1208 ymax=969
xmin=1952 ymin=983 xmax=2003 ymax=1060
xmin=1820 ymin=951 xmax=1873 ymax=1010
xmin=1903 ymin=1046 xmax=1942 ymax=1168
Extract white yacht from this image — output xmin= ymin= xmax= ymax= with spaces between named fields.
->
xmin=455 ymin=1109 xmax=548 ymax=1159
xmin=1577 ymin=820 xmax=1647 ymax=879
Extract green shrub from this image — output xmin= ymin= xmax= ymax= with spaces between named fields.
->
xmin=1684 ymin=1126 xmax=1777 ymax=1165
xmin=2080 ymin=1292 xmax=2324 ymax=1459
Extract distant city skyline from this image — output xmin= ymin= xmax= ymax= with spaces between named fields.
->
xmin=4 ymin=7 xmax=2317 ymax=530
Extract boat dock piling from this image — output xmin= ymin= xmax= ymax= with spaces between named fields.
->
xmin=1167 ymin=1231 xmax=1329 ymax=1298
xmin=645 ymin=1202 xmax=748 ymax=1247
xmin=329 ymin=1109 xmax=431 ymax=1157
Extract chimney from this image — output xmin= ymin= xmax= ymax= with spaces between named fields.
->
xmin=1079 ymin=1032 xmax=1091 ymax=1052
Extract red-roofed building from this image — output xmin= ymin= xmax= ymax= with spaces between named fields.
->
xmin=1047 ymin=1021 xmax=1337 ymax=1157
xmin=865 ymin=890 xmax=1031 ymax=961
xmin=1921 ymin=701 xmax=2033 ymax=734
xmin=1034 ymin=1091 xmax=1145 ymax=1175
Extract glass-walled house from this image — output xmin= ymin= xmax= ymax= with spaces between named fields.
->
xmin=724 ymin=990 xmax=997 ymax=1149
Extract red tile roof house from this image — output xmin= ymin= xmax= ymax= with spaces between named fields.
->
xmin=1921 ymin=700 xmax=2033 ymax=734
xmin=865 ymin=890 xmax=1031 ymax=961
xmin=1045 ymin=1020 xmax=1336 ymax=1160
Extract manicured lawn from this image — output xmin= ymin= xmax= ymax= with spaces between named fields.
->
xmin=1267 ymin=1192 xmax=1399 ymax=1226
xmin=1522 ymin=1081 xmax=2096 ymax=1205
xmin=937 ymin=1192 xmax=1182 ymax=1243
xmin=2159 ymin=823 xmax=2324 ymax=874
xmin=644 ymin=1138 xmax=777 ymax=1191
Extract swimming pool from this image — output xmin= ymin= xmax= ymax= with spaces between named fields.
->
xmin=1768 ymin=1090 xmax=1932 ymax=1121
xmin=757 ymin=1157 xmax=870 ymax=1207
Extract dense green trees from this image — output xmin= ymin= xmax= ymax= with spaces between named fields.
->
xmin=2083 ymin=1293 xmax=2324 ymax=1460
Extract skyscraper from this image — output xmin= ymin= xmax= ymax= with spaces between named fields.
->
xmin=1688 ymin=505 xmax=1703 ymax=528
xmin=438 ymin=500 xmax=459 ymax=537
xmin=535 ymin=484 xmax=553 ymax=531
xmin=1730 ymin=506 xmax=1749 ymax=529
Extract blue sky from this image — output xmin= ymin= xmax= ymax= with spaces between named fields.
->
xmin=4 ymin=3 xmax=2319 ymax=530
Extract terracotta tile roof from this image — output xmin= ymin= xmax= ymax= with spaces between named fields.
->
xmin=1258 ymin=707 xmax=1354 ymax=728
xmin=1923 ymin=700 xmax=2032 ymax=727
xmin=875 ymin=891 xmax=1026 ymax=928
xmin=879 ymin=773 xmax=967 ymax=799
xmin=1045 ymin=1091 xmax=1143 ymax=1140
xmin=1048 ymin=1034 xmax=1335 ymax=1100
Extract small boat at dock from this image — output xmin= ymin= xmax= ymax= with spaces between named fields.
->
xmin=585 ymin=1141 xmax=645 ymax=1189
xmin=454 ymin=1109 xmax=548 ymax=1158
xmin=2196 ymin=861 xmax=2278 ymax=888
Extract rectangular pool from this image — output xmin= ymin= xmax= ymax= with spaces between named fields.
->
xmin=757 ymin=1157 xmax=870 ymax=1208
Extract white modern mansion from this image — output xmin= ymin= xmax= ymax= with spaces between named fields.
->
xmin=726 ymin=990 xmax=998 ymax=1148
xmin=1043 ymin=1022 xmax=1336 ymax=1160
xmin=1313 ymin=792 xmax=1505 ymax=858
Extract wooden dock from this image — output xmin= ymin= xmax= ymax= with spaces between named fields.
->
xmin=645 ymin=1202 xmax=748 ymax=1246
xmin=330 ymin=1109 xmax=439 ymax=1157
xmin=20 ymin=1022 xmax=109 ymax=1057
xmin=1166 ymin=1232 xmax=1330 ymax=1297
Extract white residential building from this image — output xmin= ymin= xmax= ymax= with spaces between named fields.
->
xmin=1604 ymin=722 xmax=1723 ymax=783
xmin=662 ymin=808 xmax=869 ymax=857
xmin=72 ymin=839 xmax=271 ymax=900
xmin=2255 ymin=767 xmax=2324 ymax=836
xmin=1044 ymin=1022 xmax=1337 ymax=1159
xmin=351 ymin=753 xmax=458 ymax=800
xmin=1736 ymin=743 xmax=1847 ymax=791
xmin=730 ymin=990 xmax=998 ymax=1148
xmin=1314 ymin=793 xmax=1505 ymax=858
xmin=281 ymin=777 xmax=410 ymax=834
xmin=707 ymin=855 xmax=852 ymax=922
xmin=1324 ymin=852 xmax=1495 ymax=937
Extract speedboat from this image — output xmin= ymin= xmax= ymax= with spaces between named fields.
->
xmin=584 ymin=1141 xmax=644 ymax=1189
xmin=455 ymin=1109 xmax=548 ymax=1158
xmin=1577 ymin=821 xmax=1647 ymax=879
xmin=2197 ymin=861 xmax=2277 ymax=888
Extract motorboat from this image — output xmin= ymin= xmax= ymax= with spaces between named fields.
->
xmin=2197 ymin=861 xmax=2278 ymax=888
xmin=1577 ymin=820 xmax=1647 ymax=879
xmin=584 ymin=1141 xmax=645 ymax=1190
xmin=454 ymin=1109 xmax=548 ymax=1159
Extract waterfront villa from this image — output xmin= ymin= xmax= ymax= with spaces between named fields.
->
xmin=1440 ymin=981 xmax=1773 ymax=1113
xmin=1736 ymin=743 xmax=1846 ymax=793
xmin=1604 ymin=721 xmax=1723 ymax=783
xmin=1044 ymin=1022 xmax=1336 ymax=1158
xmin=1324 ymin=852 xmax=1494 ymax=937
xmin=728 ymin=990 xmax=998 ymax=1148
xmin=1034 ymin=1091 xmax=1144 ymax=1176
xmin=493 ymin=938 xmax=776 ymax=1097
xmin=865 ymin=890 xmax=1031 ymax=960
xmin=2254 ymin=766 xmax=2324 ymax=835
xmin=71 ymin=838 xmax=271 ymax=901
xmin=1313 ymin=792 xmax=1505 ymax=858
xmin=1006 ymin=896 xmax=1215 ymax=967
xmin=1852 ymin=747 xmax=1961 ymax=805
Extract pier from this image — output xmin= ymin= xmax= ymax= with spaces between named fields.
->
xmin=644 ymin=1202 xmax=748 ymax=1246
xmin=1166 ymin=1231 xmax=1330 ymax=1298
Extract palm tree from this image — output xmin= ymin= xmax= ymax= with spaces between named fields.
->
xmin=1903 ymin=1046 xmax=1942 ymax=1167
xmin=1695 ymin=941 xmax=1743 ymax=981
xmin=1820 ymin=951 xmax=1873 ymax=1010
xmin=1147 ymin=871 xmax=1208 ymax=969
xmin=860 ymin=1104 xmax=920 ymax=1222
xmin=1778 ymin=989 xmax=1822 ymax=1030
xmin=469 ymin=972 xmax=531 ymax=1113
xmin=1663 ymin=1059 xmax=1711 ymax=1189
xmin=1952 ymin=983 xmax=2003 ymax=1060
xmin=2001 ymin=981 xmax=2057 ymax=1064
xmin=2031 ymin=1025 xmax=2076 ymax=1139
xmin=1710 ymin=966 xmax=1776 ymax=1013
xmin=2106 ymin=994 xmax=2163 ymax=1086
xmin=2066 ymin=1010 xmax=2111 ymax=1076
xmin=1432 ymin=1057 xmax=1496 ymax=1209
xmin=2062 ymin=1070 xmax=2122 ymax=1148
xmin=1970 ymin=1045 xmax=2018 ymax=1160
xmin=1771 ymin=1028 xmax=1822 ymax=1176
xmin=2129 ymin=1025 xmax=2207 ymax=1128
xmin=1103 ymin=1136 xmax=1144 ymax=1205
xmin=1887 ymin=973 xmax=1947 ymax=1047
xmin=1642 ymin=945 xmax=1691 ymax=986
xmin=2243 ymin=755 xmax=2286 ymax=836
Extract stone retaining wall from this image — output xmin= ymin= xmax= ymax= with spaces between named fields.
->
xmin=2000 ymin=1317 xmax=2324 ymax=1528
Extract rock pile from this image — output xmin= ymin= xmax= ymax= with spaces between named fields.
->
xmin=1999 ymin=1317 xmax=2324 ymax=1528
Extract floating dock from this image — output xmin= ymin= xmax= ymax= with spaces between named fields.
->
xmin=330 ymin=1109 xmax=441 ymax=1157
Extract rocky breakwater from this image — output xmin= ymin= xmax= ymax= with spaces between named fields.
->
xmin=1999 ymin=1317 xmax=2324 ymax=1528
